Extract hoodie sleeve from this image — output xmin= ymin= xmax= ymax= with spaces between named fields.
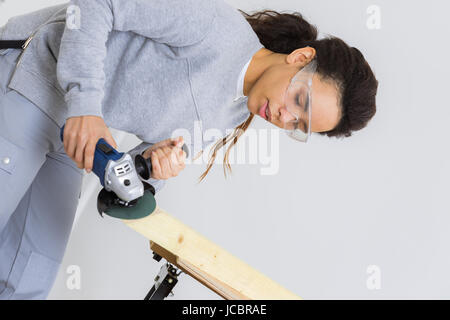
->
xmin=57 ymin=0 xmax=217 ymax=119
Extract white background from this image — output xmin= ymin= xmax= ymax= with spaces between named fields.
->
xmin=1 ymin=0 xmax=449 ymax=299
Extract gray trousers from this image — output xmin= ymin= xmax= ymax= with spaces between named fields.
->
xmin=0 ymin=49 xmax=83 ymax=299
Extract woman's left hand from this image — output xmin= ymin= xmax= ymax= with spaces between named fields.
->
xmin=142 ymin=136 xmax=187 ymax=180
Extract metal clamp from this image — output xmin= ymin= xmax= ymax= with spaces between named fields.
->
xmin=144 ymin=261 xmax=182 ymax=300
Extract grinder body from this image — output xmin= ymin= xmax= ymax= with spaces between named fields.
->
xmin=60 ymin=125 xmax=145 ymax=202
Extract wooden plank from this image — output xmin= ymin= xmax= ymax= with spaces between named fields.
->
xmin=122 ymin=206 xmax=301 ymax=300
xmin=150 ymin=241 xmax=245 ymax=299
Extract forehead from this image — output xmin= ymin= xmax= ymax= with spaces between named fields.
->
xmin=310 ymin=75 xmax=341 ymax=133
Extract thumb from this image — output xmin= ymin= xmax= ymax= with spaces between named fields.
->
xmin=175 ymin=136 xmax=184 ymax=148
xmin=153 ymin=136 xmax=182 ymax=149
xmin=104 ymin=135 xmax=118 ymax=150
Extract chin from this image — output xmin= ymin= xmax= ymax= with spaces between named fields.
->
xmin=248 ymin=94 xmax=263 ymax=116
xmin=246 ymin=95 xmax=257 ymax=115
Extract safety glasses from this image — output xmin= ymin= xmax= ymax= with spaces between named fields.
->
xmin=283 ymin=59 xmax=317 ymax=143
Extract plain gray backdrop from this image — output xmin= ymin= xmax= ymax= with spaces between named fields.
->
xmin=1 ymin=0 xmax=449 ymax=299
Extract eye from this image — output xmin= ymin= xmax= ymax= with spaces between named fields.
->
xmin=295 ymin=92 xmax=307 ymax=111
xmin=295 ymin=93 xmax=302 ymax=106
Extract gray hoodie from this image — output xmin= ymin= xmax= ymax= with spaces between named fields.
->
xmin=0 ymin=0 xmax=263 ymax=193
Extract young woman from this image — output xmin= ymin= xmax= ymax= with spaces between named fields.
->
xmin=0 ymin=0 xmax=378 ymax=299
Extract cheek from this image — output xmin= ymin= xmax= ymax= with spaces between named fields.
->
xmin=247 ymin=68 xmax=291 ymax=114
xmin=257 ymin=75 xmax=289 ymax=103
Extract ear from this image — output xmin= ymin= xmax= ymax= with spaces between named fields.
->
xmin=286 ymin=47 xmax=316 ymax=65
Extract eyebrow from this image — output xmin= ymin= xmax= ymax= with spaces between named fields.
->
xmin=303 ymin=98 xmax=310 ymax=132
xmin=295 ymin=93 xmax=309 ymax=132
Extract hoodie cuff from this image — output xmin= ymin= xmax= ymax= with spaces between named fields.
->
xmin=65 ymin=93 xmax=104 ymax=119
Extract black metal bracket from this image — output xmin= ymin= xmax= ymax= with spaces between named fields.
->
xmin=144 ymin=259 xmax=182 ymax=300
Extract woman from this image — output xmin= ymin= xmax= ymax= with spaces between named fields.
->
xmin=0 ymin=0 xmax=378 ymax=299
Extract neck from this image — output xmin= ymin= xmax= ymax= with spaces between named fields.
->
xmin=243 ymin=48 xmax=285 ymax=96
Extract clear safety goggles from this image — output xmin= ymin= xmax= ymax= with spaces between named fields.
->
xmin=283 ymin=59 xmax=317 ymax=143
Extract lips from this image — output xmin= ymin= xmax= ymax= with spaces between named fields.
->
xmin=259 ymin=101 xmax=269 ymax=121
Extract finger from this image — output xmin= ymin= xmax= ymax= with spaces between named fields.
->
xmin=173 ymin=146 xmax=184 ymax=167
xmin=84 ymin=141 xmax=96 ymax=173
xmin=66 ymin=129 xmax=77 ymax=159
xmin=152 ymin=138 xmax=175 ymax=149
xmin=62 ymin=125 xmax=68 ymax=153
xmin=64 ymin=119 xmax=77 ymax=157
xmin=177 ymin=148 xmax=186 ymax=171
xmin=175 ymin=137 xmax=184 ymax=148
xmin=142 ymin=147 xmax=152 ymax=159
xmin=75 ymin=137 xmax=87 ymax=169
xmin=158 ymin=148 xmax=173 ymax=178
xmin=156 ymin=148 xmax=171 ymax=178
xmin=150 ymin=150 xmax=162 ymax=179
xmin=171 ymin=149 xmax=185 ymax=174
xmin=62 ymin=121 xmax=71 ymax=152
xmin=162 ymin=146 xmax=177 ymax=175
xmin=178 ymin=147 xmax=187 ymax=167
xmin=104 ymin=133 xmax=118 ymax=150
xmin=74 ymin=130 xmax=88 ymax=165
xmin=169 ymin=146 xmax=185 ymax=173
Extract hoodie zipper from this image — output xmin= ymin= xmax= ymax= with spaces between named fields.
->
xmin=13 ymin=19 xmax=66 ymax=76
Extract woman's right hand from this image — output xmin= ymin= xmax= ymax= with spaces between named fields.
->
xmin=62 ymin=115 xmax=117 ymax=173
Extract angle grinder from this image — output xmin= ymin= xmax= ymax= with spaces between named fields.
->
xmin=59 ymin=124 xmax=188 ymax=220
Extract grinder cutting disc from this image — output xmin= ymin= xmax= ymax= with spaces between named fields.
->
xmin=97 ymin=188 xmax=156 ymax=220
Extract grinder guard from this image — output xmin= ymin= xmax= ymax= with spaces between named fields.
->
xmin=97 ymin=182 xmax=156 ymax=220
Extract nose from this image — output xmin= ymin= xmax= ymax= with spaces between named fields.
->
xmin=279 ymin=106 xmax=297 ymax=124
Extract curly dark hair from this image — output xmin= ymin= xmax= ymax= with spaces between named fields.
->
xmin=198 ymin=9 xmax=379 ymax=181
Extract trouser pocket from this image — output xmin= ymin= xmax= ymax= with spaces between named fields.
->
xmin=0 ymin=134 xmax=20 ymax=176
xmin=13 ymin=251 xmax=60 ymax=300
xmin=0 ymin=134 xmax=30 ymax=223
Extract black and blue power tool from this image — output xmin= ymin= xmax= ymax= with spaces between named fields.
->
xmin=60 ymin=124 xmax=188 ymax=220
